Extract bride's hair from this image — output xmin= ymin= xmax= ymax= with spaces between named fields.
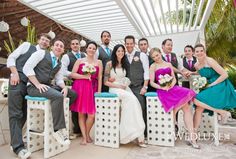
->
xmin=111 ymin=44 xmax=129 ymax=76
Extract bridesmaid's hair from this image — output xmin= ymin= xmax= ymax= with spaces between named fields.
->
xmin=184 ymin=45 xmax=194 ymax=52
xmin=111 ymin=44 xmax=129 ymax=75
xmin=149 ymin=47 xmax=161 ymax=58
xmin=194 ymin=43 xmax=205 ymax=50
xmin=86 ymin=41 xmax=97 ymax=49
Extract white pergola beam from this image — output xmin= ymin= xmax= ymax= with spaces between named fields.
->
xmin=159 ymin=0 xmax=168 ymax=34
xmin=150 ymin=0 xmax=162 ymax=35
xmin=167 ymin=0 xmax=173 ymax=33
xmin=188 ymin=0 xmax=196 ymax=31
xmin=175 ymin=0 xmax=179 ymax=32
xmin=200 ymin=0 xmax=217 ymax=30
xmin=182 ymin=0 xmax=187 ymax=32
xmin=193 ymin=0 xmax=205 ymax=29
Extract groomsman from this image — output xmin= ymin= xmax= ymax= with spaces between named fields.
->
xmin=182 ymin=45 xmax=197 ymax=88
xmin=138 ymin=38 xmax=155 ymax=92
xmin=125 ymin=35 xmax=149 ymax=137
xmin=161 ymin=38 xmax=184 ymax=85
xmin=7 ymin=33 xmax=51 ymax=159
xmin=96 ymin=30 xmax=112 ymax=92
xmin=23 ymin=39 xmax=77 ymax=146
xmin=61 ymin=38 xmax=86 ymax=138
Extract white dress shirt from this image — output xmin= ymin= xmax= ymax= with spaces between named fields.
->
xmin=61 ymin=51 xmax=84 ymax=77
xmin=126 ymin=50 xmax=150 ymax=80
xmin=23 ymin=50 xmax=64 ymax=86
xmin=7 ymin=42 xmax=41 ymax=67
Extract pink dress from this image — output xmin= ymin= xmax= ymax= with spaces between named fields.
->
xmin=155 ymin=67 xmax=196 ymax=113
xmin=70 ymin=63 xmax=99 ymax=114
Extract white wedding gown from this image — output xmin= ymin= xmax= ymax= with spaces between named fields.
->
xmin=109 ymin=68 xmax=145 ymax=144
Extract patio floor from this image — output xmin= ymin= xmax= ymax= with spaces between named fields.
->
xmin=1 ymin=128 xmax=236 ymax=159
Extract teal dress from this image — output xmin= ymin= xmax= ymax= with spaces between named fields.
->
xmin=196 ymin=67 xmax=236 ymax=115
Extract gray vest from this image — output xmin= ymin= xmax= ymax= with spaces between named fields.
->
xmin=67 ymin=51 xmax=86 ymax=71
xmin=34 ymin=52 xmax=61 ymax=85
xmin=16 ymin=45 xmax=37 ymax=83
xmin=98 ymin=47 xmax=111 ymax=71
xmin=129 ymin=51 xmax=144 ymax=86
xmin=183 ymin=56 xmax=197 ymax=72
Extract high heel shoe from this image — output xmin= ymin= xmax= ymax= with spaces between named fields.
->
xmin=189 ymin=141 xmax=200 ymax=149
xmin=138 ymin=141 xmax=148 ymax=148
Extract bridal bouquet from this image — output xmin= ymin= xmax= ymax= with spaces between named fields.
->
xmin=158 ymin=74 xmax=173 ymax=87
xmin=121 ymin=77 xmax=131 ymax=86
xmin=192 ymin=76 xmax=207 ymax=90
xmin=82 ymin=62 xmax=96 ymax=75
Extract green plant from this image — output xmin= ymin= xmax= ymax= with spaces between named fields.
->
xmin=3 ymin=20 xmax=37 ymax=55
xmin=226 ymin=64 xmax=236 ymax=89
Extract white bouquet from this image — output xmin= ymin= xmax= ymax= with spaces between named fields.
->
xmin=121 ymin=77 xmax=131 ymax=86
xmin=192 ymin=77 xmax=207 ymax=90
xmin=82 ymin=62 xmax=96 ymax=75
xmin=158 ymin=74 xmax=173 ymax=87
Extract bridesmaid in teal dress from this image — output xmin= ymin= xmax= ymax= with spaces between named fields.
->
xmin=193 ymin=44 xmax=236 ymax=132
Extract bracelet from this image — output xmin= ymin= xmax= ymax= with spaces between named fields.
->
xmin=10 ymin=73 xmax=17 ymax=77
xmin=143 ymin=86 xmax=148 ymax=89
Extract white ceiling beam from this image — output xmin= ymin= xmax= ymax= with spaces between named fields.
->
xmin=175 ymin=0 xmax=179 ymax=32
xmin=114 ymin=0 xmax=144 ymax=37
xmin=141 ymin=0 xmax=158 ymax=36
xmin=150 ymin=0 xmax=162 ymax=35
xmin=30 ymin=0 xmax=61 ymax=7
xmin=167 ymin=0 xmax=173 ymax=33
xmin=129 ymin=0 xmax=151 ymax=36
xmin=63 ymin=14 xmax=126 ymax=23
xmin=159 ymin=0 xmax=168 ymax=34
xmin=193 ymin=0 xmax=205 ymax=29
xmin=57 ymin=10 xmax=121 ymax=21
xmin=188 ymin=0 xmax=196 ymax=31
xmin=70 ymin=21 xmax=131 ymax=28
xmin=182 ymin=0 xmax=187 ymax=32
xmin=200 ymin=0 xmax=216 ymax=30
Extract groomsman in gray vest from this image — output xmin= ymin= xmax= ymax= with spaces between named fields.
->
xmin=61 ymin=38 xmax=86 ymax=138
xmin=7 ymin=33 xmax=51 ymax=159
xmin=161 ymin=39 xmax=185 ymax=85
xmin=23 ymin=39 xmax=77 ymax=146
xmin=96 ymin=31 xmax=112 ymax=92
xmin=125 ymin=35 xmax=149 ymax=137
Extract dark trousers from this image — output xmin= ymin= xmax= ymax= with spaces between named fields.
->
xmin=27 ymin=85 xmax=77 ymax=131
xmin=71 ymin=111 xmax=81 ymax=134
xmin=8 ymin=81 xmax=27 ymax=154
xmin=130 ymin=85 xmax=147 ymax=137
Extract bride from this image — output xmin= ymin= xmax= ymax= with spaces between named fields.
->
xmin=104 ymin=44 xmax=147 ymax=147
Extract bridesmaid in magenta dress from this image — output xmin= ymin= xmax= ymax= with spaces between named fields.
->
xmin=70 ymin=41 xmax=102 ymax=145
xmin=149 ymin=48 xmax=199 ymax=149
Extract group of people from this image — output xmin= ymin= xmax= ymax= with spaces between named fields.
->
xmin=6 ymin=30 xmax=236 ymax=158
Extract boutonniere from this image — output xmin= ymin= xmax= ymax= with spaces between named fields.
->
xmin=133 ymin=56 xmax=140 ymax=62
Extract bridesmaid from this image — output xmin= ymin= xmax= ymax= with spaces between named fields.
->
xmin=70 ymin=41 xmax=103 ymax=145
xmin=193 ymin=44 xmax=236 ymax=131
xmin=149 ymin=48 xmax=199 ymax=149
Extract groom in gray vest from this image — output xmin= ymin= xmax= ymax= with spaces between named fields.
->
xmin=96 ymin=31 xmax=112 ymax=92
xmin=7 ymin=33 xmax=51 ymax=159
xmin=23 ymin=39 xmax=77 ymax=146
xmin=125 ymin=35 xmax=149 ymax=137
xmin=61 ymin=38 xmax=86 ymax=138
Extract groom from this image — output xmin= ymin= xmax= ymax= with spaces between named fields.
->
xmin=124 ymin=35 xmax=149 ymax=137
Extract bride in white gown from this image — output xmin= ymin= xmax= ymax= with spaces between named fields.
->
xmin=104 ymin=44 xmax=146 ymax=147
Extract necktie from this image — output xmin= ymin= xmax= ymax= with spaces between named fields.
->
xmin=166 ymin=54 xmax=170 ymax=62
xmin=52 ymin=56 xmax=57 ymax=68
xmin=105 ymin=47 xmax=110 ymax=56
xmin=188 ymin=59 xmax=192 ymax=68
xmin=127 ymin=54 xmax=131 ymax=63
xmin=75 ymin=53 xmax=81 ymax=59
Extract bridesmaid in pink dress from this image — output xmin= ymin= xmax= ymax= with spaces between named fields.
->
xmin=70 ymin=41 xmax=102 ymax=145
xmin=149 ymin=47 xmax=199 ymax=149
